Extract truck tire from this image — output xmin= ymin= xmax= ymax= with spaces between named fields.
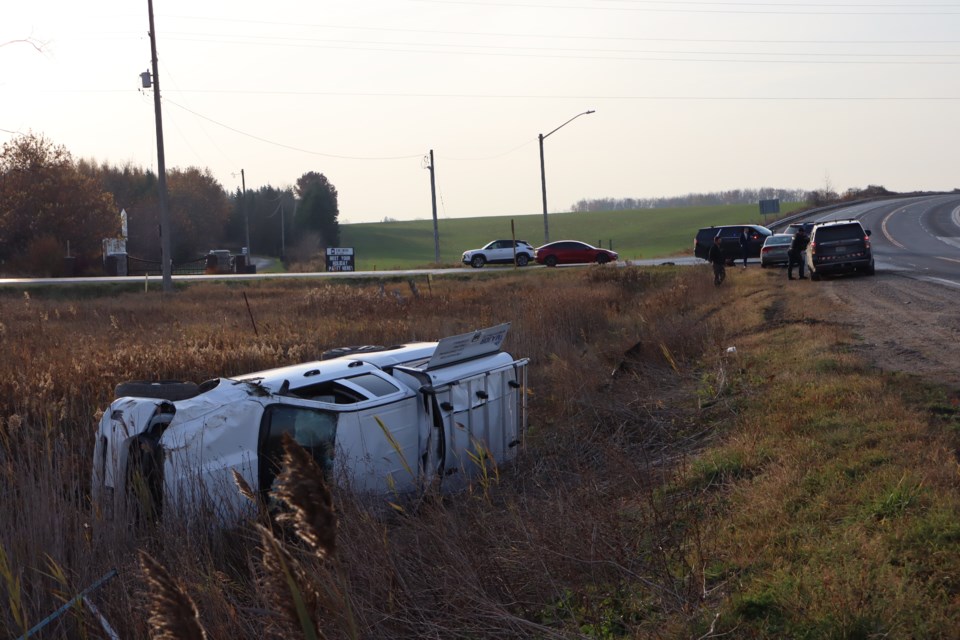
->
xmin=114 ymin=380 xmax=199 ymax=401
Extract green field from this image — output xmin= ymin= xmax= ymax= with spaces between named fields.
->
xmin=340 ymin=202 xmax=808 ymax=270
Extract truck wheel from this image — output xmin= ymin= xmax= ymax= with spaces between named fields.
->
xmin=115 ymin=380 xmax=199 ymax=401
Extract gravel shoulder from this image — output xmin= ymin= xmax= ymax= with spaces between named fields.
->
xmin=815 ymin=272 xmax=960 ymax=389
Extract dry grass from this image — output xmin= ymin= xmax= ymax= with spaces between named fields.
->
xmin=0 ymin=268 xmax=727 ymax=638
xmin=2 ymin=265 xmax=957 ymax=638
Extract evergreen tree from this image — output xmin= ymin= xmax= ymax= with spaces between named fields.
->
xmin=294 ymin=172 xmax=340 ymax=248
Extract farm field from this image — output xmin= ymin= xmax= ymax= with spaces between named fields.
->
xmin=1 ymin=263 xmax=957 ymax=638
xmin=340 ymin=202 xmax=807 ymax=270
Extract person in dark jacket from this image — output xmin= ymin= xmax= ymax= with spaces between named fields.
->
xmin=739 ymin=228 xmax=751 ymax=268
xmin=707 ymin=235 xmax=726 ymax=285
xmin=788 ymin=228 xmax=809 ymax=280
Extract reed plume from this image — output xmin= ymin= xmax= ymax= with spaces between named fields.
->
xmin=271 ymin=432 xmax=337 ymax=559
xmin=139 ymin=550 xmax=208 ymax=640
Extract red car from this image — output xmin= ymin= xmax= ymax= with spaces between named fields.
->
xmin=534 ymin=241 xmax=618 ymax=267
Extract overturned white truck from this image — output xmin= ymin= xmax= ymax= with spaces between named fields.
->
xmin=92 ymin=324 xmax=528 ymax=519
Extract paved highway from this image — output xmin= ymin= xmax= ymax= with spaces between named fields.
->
xmin=799 ymin=195 xmax=960 ymax=290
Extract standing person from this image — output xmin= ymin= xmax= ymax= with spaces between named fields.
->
xmin=788 ymin=227 xmax=810 ymax=280
xmin=707 ymin=235 xmax=726 ymax=286
xmin=739 ymin=228 xmax=751 ymax=268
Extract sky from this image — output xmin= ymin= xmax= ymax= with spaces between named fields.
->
xmin=3 ymin=1 xmax=960 ymax=224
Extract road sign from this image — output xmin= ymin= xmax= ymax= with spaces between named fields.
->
xmin=325 ymin=247 xmax=355 ymax=272
xmin=759 ymin=199 xmax=781 ymax=216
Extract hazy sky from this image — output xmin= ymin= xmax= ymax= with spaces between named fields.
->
xmin=3 ymin=1 xmax=959 ymax=223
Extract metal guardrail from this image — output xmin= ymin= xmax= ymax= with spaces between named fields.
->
xmin=24 ymin=569 xmax=118 ymax=638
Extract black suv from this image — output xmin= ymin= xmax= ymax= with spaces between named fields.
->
xmin=805 ymin=219 xmax=875 ymax=280
xmin=694 ymin=225 xmax=772 ymax=263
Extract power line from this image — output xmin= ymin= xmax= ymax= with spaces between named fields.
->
xmin=163 ymin=98 xmax=424 ymax=160
xmin=155 ymin=37 xmax=960 ymax=64
xmin=412 ymin=0 xmax=960 ymax=15
xmin=158 ymin=34 xmax=960 ymax=60
xmin=164 ymin=91 xmax=960 ymax=100
xmin=160 ymin=15 xmax=960 ymax=45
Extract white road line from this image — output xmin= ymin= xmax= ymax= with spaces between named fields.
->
xmin=881 ymin=206 xmax=909 ymax=249
xmin=919 ymin=275 xmax=960 ymax=290
xmin=936 ymin=238 xmax=960 ymax=250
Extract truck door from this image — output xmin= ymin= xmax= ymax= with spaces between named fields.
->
xmin=432 ymin=363 xmax=525 ymax=483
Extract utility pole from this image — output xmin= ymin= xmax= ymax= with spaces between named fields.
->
xmin=241 ymin=168 xmax=250 ymax=257
xmin=427 ymin=150 xmax=440 ymax=263
xmin=146 ymin=0 xmax=173 ymax=292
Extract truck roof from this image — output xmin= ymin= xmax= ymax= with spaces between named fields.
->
xmin=233 ymin=341 xmax=438 ymax=393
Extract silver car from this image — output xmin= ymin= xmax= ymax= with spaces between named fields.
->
xmin=760 ymin=234 xmax=794 ymax=267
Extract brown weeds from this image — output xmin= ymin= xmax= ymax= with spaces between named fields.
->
xmin=0 ymin=268 xmax=738 ymax=637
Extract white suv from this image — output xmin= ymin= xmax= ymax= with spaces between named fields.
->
xmin=462 ymin=240 xmax=536 ymax=268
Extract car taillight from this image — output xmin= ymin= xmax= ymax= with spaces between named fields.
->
xmin=809 ymin=242 xmax=817 ymax=255
xmin=864 ymin=236 xmax=871 ymax=248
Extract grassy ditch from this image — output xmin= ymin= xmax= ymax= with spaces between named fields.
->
xmin=678 ymin=270 xmax=960 ymax=638
xmin=0 ymin=266 xmax=957 ymax=638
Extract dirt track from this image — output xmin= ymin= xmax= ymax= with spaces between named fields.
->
xmin=815 ymin=272 xmax=960 ymax=389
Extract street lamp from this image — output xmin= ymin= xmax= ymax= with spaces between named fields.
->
xmin=539 ymin=109 xmax=595 ymax=244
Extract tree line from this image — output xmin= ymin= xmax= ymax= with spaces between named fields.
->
xmin=570 ymin=188 xmax=809 ymax=212
xmin=0 ymin=133 xmax=340 ymax=276
xmin=569 ymin=185 xmax=930 ymax=213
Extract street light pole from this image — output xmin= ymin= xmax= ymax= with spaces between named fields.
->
xmin=538 ymin=109 xmax=595 ymax=244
